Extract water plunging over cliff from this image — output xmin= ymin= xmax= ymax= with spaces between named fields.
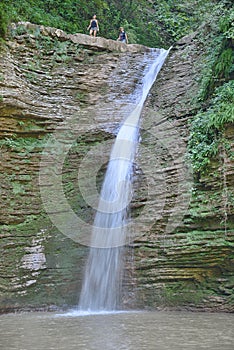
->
xmin=78 ymin=49 xmax=170 ymax=312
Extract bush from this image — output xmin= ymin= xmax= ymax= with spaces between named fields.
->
xmin=0 ymin=0 xmax=232 ymax=47
xmin=0 ymin=4 xmax=8 ymax=38
xmin=188 ymin=81 xmax=234 ymax=174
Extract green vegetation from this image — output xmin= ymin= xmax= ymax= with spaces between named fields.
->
xmin=163 ymin=282 xmax=207 ymax=306
xmin=197 ymin=6 xmax=234 ymax=101
xmin=0 ymin=136 xmax=48 ymax=153
xmin=188 ymin=81 xmax=234 ymax=174
xmin=187 ymin=2 xmax=234 ymax=175
xmin=0 ymin=0 xmax=233 ymax=47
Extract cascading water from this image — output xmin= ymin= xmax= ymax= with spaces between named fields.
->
xmin=78 ymin=48 xmax=170 ymax=312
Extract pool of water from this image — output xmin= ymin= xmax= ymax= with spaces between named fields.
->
xmin=0 ymin=310 xmax=233 ymax=350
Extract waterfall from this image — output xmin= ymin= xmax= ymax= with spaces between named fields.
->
xmin=78 ymin=48 xmax=170 ymax=312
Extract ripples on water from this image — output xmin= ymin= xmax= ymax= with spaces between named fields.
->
xmin=0 ymin=311 xmax=233 ymax=350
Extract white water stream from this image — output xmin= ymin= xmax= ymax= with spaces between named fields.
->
xmin=78 ymin=48 xmax=170 ymax=311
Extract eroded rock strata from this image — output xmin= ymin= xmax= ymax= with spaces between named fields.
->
xmin=0 ymin=23 xmax=233 ymax=312
xmin=134 ymin=35 xmax=234 ymax=312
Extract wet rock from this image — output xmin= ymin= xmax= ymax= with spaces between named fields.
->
xmin=132 ymin=30 xmax=234 ymax=312
xmin=0 ymin=22 xmax=155 ymax=312
xmin=0 ymin=22 xmax=233 ymax=312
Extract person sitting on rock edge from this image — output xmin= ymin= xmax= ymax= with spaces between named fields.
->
xmin=117 ymin=27 xmax=128 ymax=44
xmin=87 ymin=15 xmax=99 ymax=37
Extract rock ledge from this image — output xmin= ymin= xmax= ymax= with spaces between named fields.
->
xmin=13 ymin=22 xmax=150 ymax=53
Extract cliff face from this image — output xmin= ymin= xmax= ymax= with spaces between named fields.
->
xmin=133 ymin=35 xmax=234 ymax=311
xmin=0 ymin=23 xmax=233 ymax=312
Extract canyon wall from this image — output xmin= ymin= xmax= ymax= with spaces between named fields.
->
xmin=0 ymin=23 xmax=233 ymax=312
xmin=134 ymin=34 xmax=234 ymax=311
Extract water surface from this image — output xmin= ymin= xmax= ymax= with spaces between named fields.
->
xmin=0 ymin=310 xmax=233 ymax=350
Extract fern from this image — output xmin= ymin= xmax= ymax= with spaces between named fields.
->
xmin=188 ymin=81 xmax=234 ymax=174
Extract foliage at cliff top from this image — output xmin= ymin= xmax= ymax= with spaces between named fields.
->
xmin=0 ymin=0 xmax=233 ymax=47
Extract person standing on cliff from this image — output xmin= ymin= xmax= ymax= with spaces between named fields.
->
xmin=87 ymin=15 xmax=99 ymax=37
xmin=117 ymin=27 xmax=128 ymax=44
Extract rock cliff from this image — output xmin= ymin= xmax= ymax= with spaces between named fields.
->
xmin=0 ymin=23 xmax=233 ymax=312
xmin=133 ymin=35 xmax=234 ymax=311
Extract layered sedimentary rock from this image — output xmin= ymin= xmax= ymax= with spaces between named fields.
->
xmin=0 ymin=23 xmax=233 ymax=312
xmin=0 ymin=22 xmax=154 ymax=312
xmin=133 ymin=35 xmax=234 ymax=311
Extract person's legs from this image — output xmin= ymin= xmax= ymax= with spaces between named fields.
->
xmin=89 ymin=28 xmax=93 ymax=36
xmin=93 ymin=29 xmax=97 ymax=37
